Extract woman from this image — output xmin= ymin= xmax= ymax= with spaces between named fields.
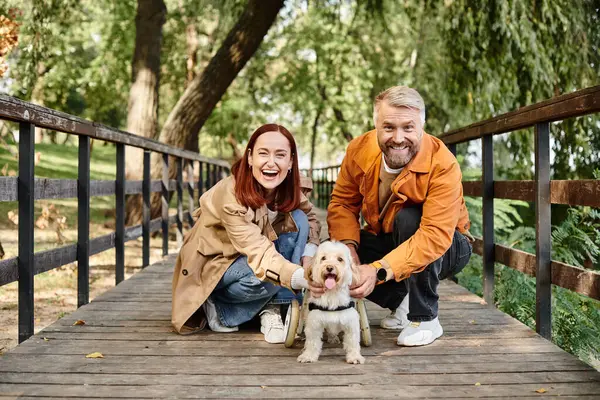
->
xmin=172 ymin=124 xmax=321 ymax=344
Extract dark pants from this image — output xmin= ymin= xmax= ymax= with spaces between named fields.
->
xmin=360 ymin=206 xmax=472 ymax=322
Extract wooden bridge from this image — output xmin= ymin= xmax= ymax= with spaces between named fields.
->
xmin=1 ymin=88 xmax=600 ymax=398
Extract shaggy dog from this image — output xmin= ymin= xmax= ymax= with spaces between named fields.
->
xmin=297 ymin=241 xmax=365 ymax=364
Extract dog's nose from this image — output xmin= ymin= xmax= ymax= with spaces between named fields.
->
xmin=326 ymin=266 xmax=334 ymax=273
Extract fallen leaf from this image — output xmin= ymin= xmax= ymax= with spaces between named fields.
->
xmin=469 ymin=320 xmax=476 ymax=324
xmin=474 ymin=382 xmax=481 ymax=386
xmin=85 ymin=352 xmax=104 ymax=359
xmin=535 ymin=388 xmax=547 ymax=393
xmin=260 ymin=386 xmax=268 ymax=389
xmin=7 ymin=210 xmax=18 ymax=226
xmin=43 ymin=337 xmax=49 ymax=342
xmin=73 ymin=320 xmax=86 ymax=326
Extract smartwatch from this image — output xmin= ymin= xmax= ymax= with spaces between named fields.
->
xmin=371 ymin=261 xmax=387 ymax=285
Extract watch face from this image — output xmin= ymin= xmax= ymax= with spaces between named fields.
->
xmin=376 ymin=268 xmax=387 ymax=281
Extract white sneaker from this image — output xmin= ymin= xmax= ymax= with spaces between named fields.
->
xmin=202 ymin=297 xmax=239 ymax=333
xmin=396 ymin=317 xmax=443 ymax=346
xmin=260 ymin=306 xmax=285 ymax=344
xmin=380 ymin=295 xmax=410 ymax=330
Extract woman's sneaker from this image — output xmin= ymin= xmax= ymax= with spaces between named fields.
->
xmin=202 ymin=297 xmax=239 ymax=333
xmin=260 ymin=306 xmax=285 ymax=344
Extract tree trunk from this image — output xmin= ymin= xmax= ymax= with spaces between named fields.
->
xmin=318 ymin=84 xmax=353 ymax=142
xmin=185 ymin=23 xmax=199 ymax=87
xmin=149 ymin=0 xmax=285 ymax=217
xmin=124 ymin=0 xmax=167 ymax=226
xmin=310 ymin=104 xmax=323 ymax=171
xmin=226 ymin=133 xmax=243 ymax=163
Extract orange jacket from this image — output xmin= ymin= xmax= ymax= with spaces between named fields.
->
xmin=327 ymin=130 xmax=471 ymax=281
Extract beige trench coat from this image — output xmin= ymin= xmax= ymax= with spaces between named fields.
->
xmin=172 ymin=175 xmax=321 ymax=333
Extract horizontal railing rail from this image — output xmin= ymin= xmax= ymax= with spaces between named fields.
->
xmin=439 ymin=85 xmax=600 ymax=145
xmin=0 ymin=95 xmax=229 ymax=343
xmin=310 ymin=85 xmax=600 ymax=341
xmin=0 ymin=95 xmax=229 ymax=167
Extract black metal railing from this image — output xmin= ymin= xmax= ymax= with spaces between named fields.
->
xmin=301 ymin=166 xmax=340 ymax=210
xmin=308 ymin=86 xmax=600 ymax=340
xmin=0 ymin=95 xmax=229 ymax=343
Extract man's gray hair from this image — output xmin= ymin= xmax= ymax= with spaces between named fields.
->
xmin=373 ymin=86 xmax=426 ymax=126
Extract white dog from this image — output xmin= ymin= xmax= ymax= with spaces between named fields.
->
xmin=297 ymin=241 xmax=365 ymax=364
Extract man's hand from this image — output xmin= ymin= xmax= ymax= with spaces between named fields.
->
xmin=346 ymin=244 xmax=360 ymax=265
xmin=349 ymin=264 xmax=377 ymax=299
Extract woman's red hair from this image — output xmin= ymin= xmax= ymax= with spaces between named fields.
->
xmin=231 ymin=124 xmax=301 ymax=212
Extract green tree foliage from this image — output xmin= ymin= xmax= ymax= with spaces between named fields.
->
xmin=4 ymin=0 xmax=135 ymax=127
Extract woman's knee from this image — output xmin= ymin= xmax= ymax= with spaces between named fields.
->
xmin=290 ymin=209 xmax=309 ymax=231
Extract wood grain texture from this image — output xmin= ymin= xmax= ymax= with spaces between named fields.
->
xmin=0 ymin=94 xmax=230 ymax=167
xmin=440 ymin=86 xmax=600 ymax=144
xmin=0 ymin=213 xmax=189 ymax=286
xmin=0 ymin=251 xmax=598 ymax=398
xmin=461 ymin=180 xmax=600 ymax=207
xmin=472 ymin=238 xmax=600 ymax=300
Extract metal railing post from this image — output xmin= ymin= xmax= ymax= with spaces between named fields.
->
xmin=535 ymin=122 xmax=552 ymax=339
xmin=77 ymin=135 xmax=90 ymax=308
xmin=162 ymin=154 xmax=169 ymax=256
xmin=115 ymin=143 xmax=125 ymax=284
xmin=142 ymin=151 xmax=151 ymax=268
xmin=482 ymin=135 xmax=495 ymax=305
xmin=176 ymin=157 xmax=183 ymax=248
xmin=18 ymin=122 xmax=35 ymax=343
xmin=187 ymin=160 xmax=195 ymax=226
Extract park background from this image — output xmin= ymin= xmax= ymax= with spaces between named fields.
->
xmin=0 ymin=0 xmax=599 ymax=369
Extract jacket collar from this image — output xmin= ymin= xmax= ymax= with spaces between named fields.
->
xmin=405 ymin=133 xmax=434 ymax=174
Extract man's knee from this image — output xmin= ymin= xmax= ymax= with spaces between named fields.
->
xmin=393 ymin=206 xmax=422 ymax=244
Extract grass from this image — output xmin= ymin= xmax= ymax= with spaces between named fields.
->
xmin=1 ymin=139 xmax=190 ymax=354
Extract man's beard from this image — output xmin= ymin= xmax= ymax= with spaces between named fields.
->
xmin=381 ymin=141 xmax=419 ymax=169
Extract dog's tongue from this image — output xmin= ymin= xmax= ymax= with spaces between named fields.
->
xmin=325 ymin=277 xmax=336 ymax=290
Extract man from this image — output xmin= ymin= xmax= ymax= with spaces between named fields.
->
xmin=318 ymin=86 xmax=473 ymax=346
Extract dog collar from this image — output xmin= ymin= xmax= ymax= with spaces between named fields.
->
xmin=308 ymin=301 xmax=355 ymax=312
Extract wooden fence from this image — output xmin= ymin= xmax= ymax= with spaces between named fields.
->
xmin=305 ymin=85 xmax=600 ymax=340
xmin=0 ymin=95 xmax=229 ymax=343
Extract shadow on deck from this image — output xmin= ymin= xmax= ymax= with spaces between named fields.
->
xmin=0 ymin=209 xmax=599 ymax=398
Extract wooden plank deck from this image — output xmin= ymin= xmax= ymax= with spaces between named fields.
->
xmin=1 ymin=207 xmax=600 ymax=399
xmin=0 ymin=254 xmax=599 ymax=399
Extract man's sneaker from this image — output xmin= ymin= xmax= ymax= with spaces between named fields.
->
xmin=202 ymin=297 xmax=239 ymax=333
xmin=260 ymin=306 xmax=285 ymax=344
xmin=396 ymin=317 xmax=443 ymax=346
xmin=380 ymin=295 xmax=410 ymax=330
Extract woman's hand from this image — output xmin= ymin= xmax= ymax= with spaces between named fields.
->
xmin=308 ymin=279 xmax=325 ymax=298
xmin=301 ymin=256 xmax=313 ymax=269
